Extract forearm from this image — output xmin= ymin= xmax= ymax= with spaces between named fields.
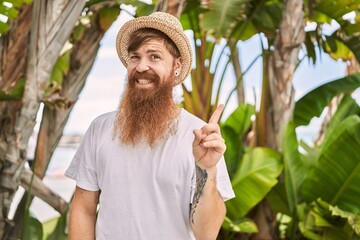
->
xmin=68 ymin=187 xmax=98 ymax=240
xmin=68 ymin=206 xmax=97 ymax=240
xmin=190 ymin=167 xmax=226 ymax=240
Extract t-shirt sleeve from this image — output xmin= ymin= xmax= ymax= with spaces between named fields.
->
xmin=216 ymin=156 xmax=235 ymax=201
xmin=65 ymin=121 xmax=99 ymax=191
xmin=190 ymin=157 xmax=235 ymax=203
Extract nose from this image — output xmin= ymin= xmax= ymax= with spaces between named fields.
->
xmin=135 ymin=58 xmax=150 ymax=72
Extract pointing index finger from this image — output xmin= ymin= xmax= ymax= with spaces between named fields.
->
xmin=208 ymin=104 xmax=224 ymax=124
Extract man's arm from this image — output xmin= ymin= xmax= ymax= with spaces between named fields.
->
xmin=68 ymin=186 xmax=99 ymax=240
xmin=191 ymin=104 xmax=227 ymax=240
xmin=190 ymin=166 xmax=226 ymax=240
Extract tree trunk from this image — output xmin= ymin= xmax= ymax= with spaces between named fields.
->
xmin=34 ymin=2 xmax=115 ymax=178
xmin=229 ymin=40 xmax=245 ymax=104
xmin=253 ymin=0 xmax=305 ymax=239
xmin=0 ymin=1 xmax=86 ymax=238
xmin=154 ymin=0 xmax=185 ymax=17
xmin=0 ymin=3 xmax=32 ymax=92
xmin=268 ymin=0 xmax=305 ymax=150
xmin=5 ymin=2 xmax=120 ymax=238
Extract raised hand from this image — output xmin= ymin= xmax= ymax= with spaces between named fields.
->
xmin=192 ymin=104 xmax=226 ymax=170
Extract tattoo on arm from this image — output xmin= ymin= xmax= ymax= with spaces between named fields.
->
xmin=190 ymin=165 xmax=208 ymax=224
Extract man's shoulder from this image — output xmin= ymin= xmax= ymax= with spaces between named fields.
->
xmin=91 ymin=111 xmax=116 ymax=127
xmin=94 ymin=111 xmax=116 ymax=122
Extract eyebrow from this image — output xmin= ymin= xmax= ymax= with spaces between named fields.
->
xmin=146 ymin=49 xmax=162 ymax=54
xmin=129 ymin=48 xmax=164 ymax=55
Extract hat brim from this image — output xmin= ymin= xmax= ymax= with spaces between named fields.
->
xmin=116 ymin=14 xmax=192 ymax=85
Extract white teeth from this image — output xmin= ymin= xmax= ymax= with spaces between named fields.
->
xmin=138 ymin=79 xmax=151 ymax=84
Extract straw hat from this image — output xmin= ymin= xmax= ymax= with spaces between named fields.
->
xmin=116 ymin=12 xmax=192 ymax=85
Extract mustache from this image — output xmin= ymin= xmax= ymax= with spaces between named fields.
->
xmin=128 ymin=71 xmax=160 ymax=86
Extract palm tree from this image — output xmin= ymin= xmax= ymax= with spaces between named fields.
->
xmin=0 ymin=1 xmax=87 ymax=238
xmin=0 ymin=0 xmax=127 ymax=238
xmin=1 ymin=0 xmax=359 ymax=239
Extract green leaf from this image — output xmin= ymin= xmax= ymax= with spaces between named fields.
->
xmin=294 ymin=73 xmax=360 ymax=126
xmin=72 ymin=23 xmax=86 ymax=41
xmin=310 ymin=10 xmax=333 ymax=24
xmin=314 ymin=0 xmax=360 ymax=23
xmin=302 ymin=115 xmax=360 ymax=214
xmin=222 ymin=103 xmax=255 ymax=135
xmin=98 ymin=6 xmax=120 ymax=32
xmin=122 ymin=0 xmax=154 ymax=17
xmin=3 ymin=0 xmax=23 ymax=8
xmin=342 ymin=22 xmax=360 ymax=36
xmin=181 ymin=0 xmax=205 ymax=37
xmin=222 ymin=216 xmax=258 ymax=233
xmin=322 ymin=228 xmax=357 ymax=240
xmin=201 ymin=0 xmax=248 ymax=38
xmin=266 ymin=183 xmax=291 ymax=215
xmin=0 ymin=0 xmax=32 ymax=34
xmin=250 ymin=0 xmax=282 ymax=35
xmin=0 ymin=4 xmax=19 ymax=20
xmin=231 ymin=0 xmax=283 ymax=41
xmin=47 ymin=213 xmax=68 ymax=240
xmin=324 ymin=35 xmax=353 ymax=61
xmin=305 ymin=31 xmax=316 ymax=64
xmin=221 ymin=104 xmax=255 ymax=177
xmin=226 ymin=147 xmax=282 ymax=218
xmin=0 ymin=76 xmax=25 ymax=100
xmin=299 ymin=140 xmax=318 ymax=169
xmin=57 ymin=51 xmax=71 ymax=76
xmin=0 ymin=20 xmax=10 ymax=34
xmin=49 ymin=50 xmax=71 ymax=87
xmin=330 ymin=206 xmax=360 ymax=236
xmin=282 ymin=121 xmax=307 ymax=214
xmin=300 ymin=200 xmax=360 ymax=239
xmin=332 ymin=30 xmax=360 ymax=64
xmin=322 ymin=94 xmax=360 ymax=143
xmin=21 ymin=211 xmax=43 ymax=240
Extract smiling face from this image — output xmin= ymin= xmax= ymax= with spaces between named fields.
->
xmin=127 ymin=39 xmax=182 ymax=90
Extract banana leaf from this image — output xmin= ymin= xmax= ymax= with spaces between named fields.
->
xmin=47 ymin=212 xmax=68 ymax=240
xmin=221 ymin=103 xmax=255 ymax=177
xmin=302 ymin=115 xmax=360 ymax=214
xmin=226 ymin=147 xmax=282 ymax=219
xmin=21 ymin=210 xmax=43 ymax=240
xmin=322 ymin=94 xmax=360 ymax=143
xmin=294 ymin=73 xmax=360 ymax=126
xmin=313 ymin=0 xmax=360 ymax=24
xmin=282 ymin=121 xmax=307 ymax=214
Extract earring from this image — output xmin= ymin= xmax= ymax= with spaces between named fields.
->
xmin=175 ymin=71 xmax=179 ymax=76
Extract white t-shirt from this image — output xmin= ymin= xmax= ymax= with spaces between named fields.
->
xmin=65 ymin=109 xmax=235 ymax=240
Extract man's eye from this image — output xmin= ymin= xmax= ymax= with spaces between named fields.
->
xmin=129 ymin=55 xmax=139 ymax=60
xmin=150 ymin=55 xmax=160 ymax=60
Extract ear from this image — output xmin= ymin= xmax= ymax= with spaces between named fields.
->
xmin=174 ymin=57 xmax=182 ymax=74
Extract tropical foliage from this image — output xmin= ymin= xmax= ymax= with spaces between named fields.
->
xmin=173 ymin=0 xmax=360 ymax=239
xmin=0 ymin=0 xmax=32 ymax=33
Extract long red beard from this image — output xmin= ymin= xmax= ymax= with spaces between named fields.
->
xmin=113 ymin=71 xmax=179 ymax=147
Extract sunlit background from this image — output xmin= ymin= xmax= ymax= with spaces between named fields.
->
xmin=20 ymin=5 xmax=358 ymax=223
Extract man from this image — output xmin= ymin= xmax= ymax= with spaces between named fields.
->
xmin=66 ymin=11 xmax=235 ymax=240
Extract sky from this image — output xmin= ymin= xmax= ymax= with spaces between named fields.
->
xmin=58 ymin=8 xmax=356 ymax=144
